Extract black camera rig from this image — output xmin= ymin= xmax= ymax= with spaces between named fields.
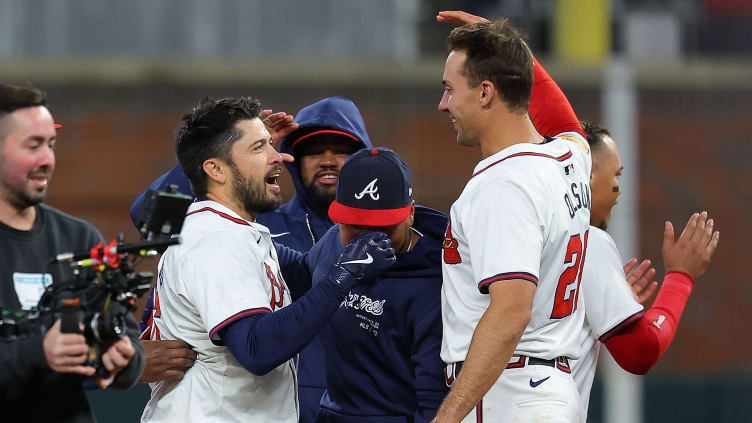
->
xmin=0 ymin=186 xmax=192 ymax=376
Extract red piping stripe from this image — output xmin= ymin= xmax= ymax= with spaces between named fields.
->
xmin=187 ymin=207 xmax=250 ymax=226
xmin=209 ymin=307 xmax=271 ymax=338
xmin=599 ymin=310 xmax=645 ymax=342
xmin=472 ymin=151 xmax=573 ymax=179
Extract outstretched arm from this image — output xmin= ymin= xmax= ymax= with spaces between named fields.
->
xmin=222 ymin=232 xmax=396 ymax=375
xmin=603 ymin=212 xmax=719 ymax=374
xmin=436 ymin=10 xmax=585 ymax=139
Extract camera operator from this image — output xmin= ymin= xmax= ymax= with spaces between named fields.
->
xmin=0 ymin=84 xmax=145 ymax=422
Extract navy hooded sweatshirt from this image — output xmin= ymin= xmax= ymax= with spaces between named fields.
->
xmin=275 ymin=206 xmax=450 ymax=423
xmin=130 ymin=97 xmax=371 ymax=422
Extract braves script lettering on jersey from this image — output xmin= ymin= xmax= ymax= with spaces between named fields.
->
xmin=441 ymin=134 xmax=591 ymax=422
xmin=570 ymin=227 xmax=643 ymax=418
xmin=141 ymin=200 xmax=296 ymax=423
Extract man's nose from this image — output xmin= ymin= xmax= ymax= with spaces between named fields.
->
xmin=320 ymin=149 xmax=337 ymax=166
xmin=438 ymin=91 xmax=449 ymax=112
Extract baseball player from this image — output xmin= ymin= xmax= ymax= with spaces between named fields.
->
xmin=276 ymin=147 xmax=449 ymax=422
xmin=571 ymin=122 xmax=720 ymax=420
xmin=133 ymin=97 xmax=372 ymax=422
xmin=434 ymin=17 xmax=592 ymax=423
xmin=140 ymin=96 xmax=395 ymax=422
xmin=436 ymin=12 xmax=721 ymax=422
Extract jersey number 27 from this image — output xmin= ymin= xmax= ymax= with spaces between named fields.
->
xmin=551 ymin=231 xmax=589 ymax=319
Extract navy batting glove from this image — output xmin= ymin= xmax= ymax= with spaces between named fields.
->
xmin=327 ymin=231 xmax=396 ymax=292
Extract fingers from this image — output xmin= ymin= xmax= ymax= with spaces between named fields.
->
xmin=628 ymin=260 xmax=652 ymax=283
xmin=662 ymin=221 xmax=675 ymax=253
xmin=105 ymin=344 xmax=131 ymax=369
xmin=163 ymin=369 xmax=188 ymax=381
xmin=112 ymin=337 xmax=135 ymax=360
xmin=101 ymin=349 xmax=115 ymax=372
xmin=622 ymin=258 xmax=638 ymax=277
xmin=700 ymin=218 xmax=714 ymax=247
xmin=688 ymin=211 xmax=708 ymax=243
xmin=97 ymin=374 xmax=115 ymax=389
xmin=636 ymin=281 xmax=659 ymax=305
xmin=706 ymin=230 xmax=720 ymax=257
xmin=60 ymin=365 xmax=97 ymax=377
xmin=436 ymin=10 xmax=489 ymax=25
xmin=678 ymin=212 xmax=699 ymax=242
xmin=281 ymin=153 xmax=294 ymax=163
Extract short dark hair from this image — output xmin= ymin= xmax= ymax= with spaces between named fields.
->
xmin=175 ymin=97 xmax=262 ymax=196
xmin=580 ymin=121 xmax=611 ymax=153
xmin=446 ymin=19 xmax=534 ymax=113
xmin=0 ymin=84 xmax=48 ymax=141
xmin=0 ymin=84 xmax=47 ymax=115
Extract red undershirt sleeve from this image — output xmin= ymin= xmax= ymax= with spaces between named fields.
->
xmin=602 ymin=272 xmax=695 ymax=375
xmin=529 ymin=56 xmax=585 ymax=139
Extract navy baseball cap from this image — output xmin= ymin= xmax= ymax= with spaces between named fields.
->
xmin=328 ymin=147 xmax=413 ymax=227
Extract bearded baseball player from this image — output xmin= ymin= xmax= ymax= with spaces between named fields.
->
xmin=434 ymin=17 xmax=592 ymax=423
xmin=140 ymin=97 xmax=395 ymax=422
xmin=571 ymin=122 xmax=719 ymax=420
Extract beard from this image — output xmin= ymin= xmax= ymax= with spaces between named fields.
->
xmin=230 ymin=162 xmax=281 ymax=216
xmin=304 ymin=180 xmax=336 ymax=212
xmin=0 ymin=156 xmax=49 ymax=210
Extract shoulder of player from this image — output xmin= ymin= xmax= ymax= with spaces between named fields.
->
xmin=555 ymin=131 xmax=589 ymax=154
xmin=175 ymin=228 xmax=264 ymax=265
xmin=587 ymin=226 xmax=618 ymax=251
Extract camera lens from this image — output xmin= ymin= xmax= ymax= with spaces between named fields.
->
xmin=86 ymin=312 xmax=125 ymax=344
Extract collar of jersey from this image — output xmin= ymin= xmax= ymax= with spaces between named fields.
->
xmin=187 ymin=200 xmax=270 ymax=236
xmin=472 ymin=138 xmax=569 ymax=177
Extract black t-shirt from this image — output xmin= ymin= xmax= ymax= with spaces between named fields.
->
xmin=0 ymin=203 xmax=103 ymax=311
xmin=0 ymin=203 xmax=103 ymax=422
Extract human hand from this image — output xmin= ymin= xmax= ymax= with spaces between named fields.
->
xmin=43 ymin=319 xmax=96 ymax=377
xmin=97 ymin=337 xmax=136 ymax=388
xmin=327 ymin=232 xmax=396 ymax=291
xmin=138 ymin=339 xmax=197 ymax=383
xmin=260 ymin=109 xmax=299 ymax=145
xmin=663 ymin=211 xmax=720 ymax=281
xmin=436 ymin=10 xmax=489 ymax=26
xmin=623 ymin=258 xmax=658 ymax=305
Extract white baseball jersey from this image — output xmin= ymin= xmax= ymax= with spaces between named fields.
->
xmin=141 ymin=200 xmax=297 ymax=423
xmin=441 ymin=133 xmax=592 ymax=364
xmin=570 ymin=227 xmax=643 ymax=418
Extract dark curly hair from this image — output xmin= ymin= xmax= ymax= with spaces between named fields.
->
xmin=580 ymin=121 xmax=611 ymax=153
xmin=175 ymin=97 xmax=262 ymax=196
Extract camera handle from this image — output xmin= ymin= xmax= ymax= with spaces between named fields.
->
xmin=59 ymin=292 xmax=82 ymax=334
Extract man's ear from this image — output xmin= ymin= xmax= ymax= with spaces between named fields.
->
xmin=203 ymin=158 xmax=227 ymax=185
xmin=407 ymin=201 xmax=416 ymax=226
xmin=479 ymin=80 xmax=496 ymax=107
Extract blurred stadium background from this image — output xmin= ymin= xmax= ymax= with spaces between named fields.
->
xmin=1 ymin=0 xmax=750 ymax=421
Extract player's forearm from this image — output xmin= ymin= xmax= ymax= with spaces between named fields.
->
xmin=434 ymin=302 xmax=529 ymax=421
xmin=529 ymin=57 xmax=584 ymax=138
xmin=603 ymin=271 xmax=694 ymax=374
xmin=222 ymin=278 xmax=344 ymax=375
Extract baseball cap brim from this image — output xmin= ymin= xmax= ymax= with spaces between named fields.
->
xmin=328 ymin=200 xmax=411 ymax=227
xmin=290 ymin=129 xmax=360 ymax=148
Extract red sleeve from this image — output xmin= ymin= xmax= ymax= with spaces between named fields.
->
xmin=529 ymin=57 xmax=585 ymax=139
xmin=602 ymin=272 xmax=694 ymax=375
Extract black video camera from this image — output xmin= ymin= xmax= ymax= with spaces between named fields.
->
xmin=0 ymin=186 xmax=191 ymax=376
xmin=44 ymin=237 xmax=180 ymax=376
